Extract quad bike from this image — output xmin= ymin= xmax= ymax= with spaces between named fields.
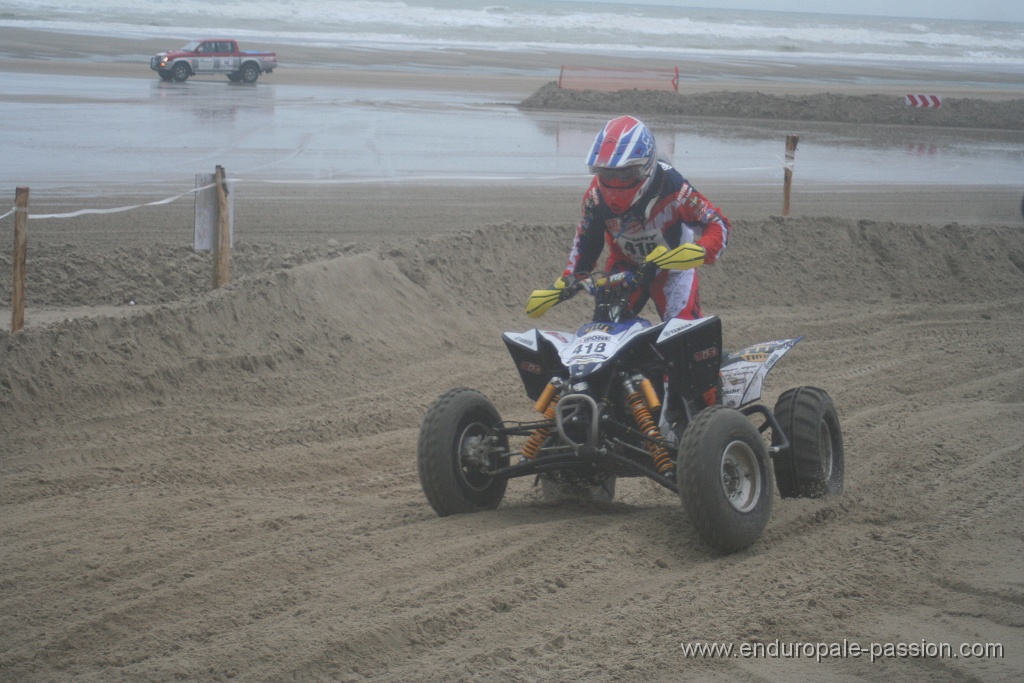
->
xmin=417 ymin=244 xmax=844 ymax=553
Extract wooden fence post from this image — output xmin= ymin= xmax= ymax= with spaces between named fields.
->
xmin=11 ymin=187 xmax=29 ymax=332
xmin=211 ymin=165 xmax=231 ymax=289
xmin=782 ymin=135 xmax=799 ymax=217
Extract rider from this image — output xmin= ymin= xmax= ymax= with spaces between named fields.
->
xmin=556 ymin=115 xmax=730 ymax=321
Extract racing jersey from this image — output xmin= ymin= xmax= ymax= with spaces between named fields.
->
xmin=563 ymin=162 xmax=730 ymax=278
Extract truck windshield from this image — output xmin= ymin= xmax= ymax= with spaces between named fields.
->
xmin=181 ymin=41 xmax=201 ymax=52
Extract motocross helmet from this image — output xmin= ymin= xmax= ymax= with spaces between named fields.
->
xmin=587 ymin=115 xmax=657 ymax=214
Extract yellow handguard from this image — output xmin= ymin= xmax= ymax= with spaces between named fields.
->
xmin=645 ymin=243 xmax=706 ymax=270
xmin=525 ymin=289 xmax=563 ymax=318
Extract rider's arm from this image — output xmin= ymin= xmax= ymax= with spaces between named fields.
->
xmin=676 ymin=183 xmax=730 ymax=264
xmin=562 ymin=184 xmax=606 ymax=278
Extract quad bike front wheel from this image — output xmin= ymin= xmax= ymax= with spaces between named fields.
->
xmin=677 ymin=405 xmax=775 ymax=554
xmin=772 ymin=386 xmax=844 ymax=499
xmin=417 ymin=388 xmax=509 ymax=516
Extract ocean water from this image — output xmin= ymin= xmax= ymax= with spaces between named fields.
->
xmin=2 ymin=0 xmax=1023 ymax=71
xmin=3 ymin=1 xmax=1022 ymax=195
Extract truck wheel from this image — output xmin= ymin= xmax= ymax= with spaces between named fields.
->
xmin=240 ymin=64 xmax=260 ymax=83
xmin=158 ymin=72 xmax=174 ymax=81
xmin=772 ymin=386 xmax=844 ymax=498
xmin=417 ymin=388 xmax=509 ymax=516
xmin=227 ymin=72 xmax=242 ymax=82
xmin=678 ymin=405 xmax=774 ymax=554
xmin=171 ymin=62 xmax=190 ymax=82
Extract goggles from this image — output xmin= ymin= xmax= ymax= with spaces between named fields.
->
xmin=594 ymin=165 xmax=645 ymax=188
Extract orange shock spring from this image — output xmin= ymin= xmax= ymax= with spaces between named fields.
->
xmin=627 ymin=390 xmax=674 ymax=474
xmin=522 ymin=383 xmax=558 ymax=460
xmin=638 ymin=377 xmax=661 ymax=412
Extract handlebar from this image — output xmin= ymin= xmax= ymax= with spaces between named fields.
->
xmin=526 ymin=266 xmax=655 ymax=321
xmin=525 ymin=243 xmax=705 ymax=320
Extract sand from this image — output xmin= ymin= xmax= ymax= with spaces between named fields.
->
xmin=2 ymin=28 xmax=1024 ymax=683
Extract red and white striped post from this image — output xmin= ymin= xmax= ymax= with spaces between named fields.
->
xmin=905 ymin=94 xmax=943 ymax=109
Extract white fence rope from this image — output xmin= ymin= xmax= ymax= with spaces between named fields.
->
xmin=0 ymin=183 xmax=216 ymax=221
xmin=0 ymin=176 xmax=586 ymax=222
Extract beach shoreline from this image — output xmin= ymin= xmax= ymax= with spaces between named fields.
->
xmin=2 ymin=25 xmax=1021 ymax=235
xmin=4 ymin=27 xmax=1024 ymax=99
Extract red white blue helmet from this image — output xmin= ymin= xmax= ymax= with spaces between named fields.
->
xmin=587 ymin=115 xmax=658 ymax=214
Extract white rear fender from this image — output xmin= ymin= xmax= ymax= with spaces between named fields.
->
xmin=720 ymin=337 xmax=803 ymax=408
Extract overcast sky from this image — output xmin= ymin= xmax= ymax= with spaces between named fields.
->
xmin=574 ymin=1 xmax=1024 ymax=23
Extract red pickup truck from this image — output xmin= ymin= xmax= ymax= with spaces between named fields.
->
xmin=150 ymin=39 xmax=277 ymax=83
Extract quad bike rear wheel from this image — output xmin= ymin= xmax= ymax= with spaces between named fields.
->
xmin=418 ymin=388 xmax=509 ymax=516
xmin=772 ymin=386 xmax=844 ymax=499
xmin=677 ymin=405 xmax=774 ymax=554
